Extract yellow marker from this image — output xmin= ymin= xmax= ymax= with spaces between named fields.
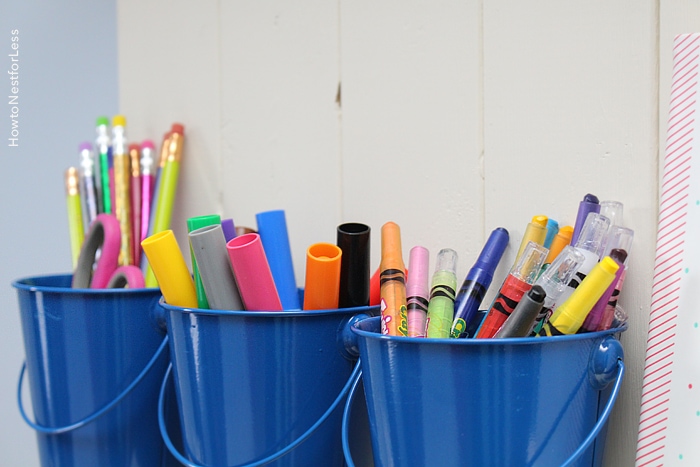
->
xmin=65 ymin=167 xmax=84 ymax=268
xmin=141 ymin=230 xmax=197 ymax=308
xmin=515 ymin=215 xmax=548 ymax=264
xmin=542 ymin=256 xmax=619 ymax=335
xmin=111 ymin=115 xmax=133 ymax=266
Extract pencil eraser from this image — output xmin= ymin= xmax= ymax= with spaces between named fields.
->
xmin=79 ymin=141 xmax=92 ymax=152
xmin=128 ymin=143 xmax=140 ymax=152
xmin=112 ymin=115 xmax=126 ymax=127
xmin=141 ymin=140 xmax=155 ymax=150
xmin=171 ymin=123 xmax=184 ymax=134
xmin=96 ymin=116 xmax=109 ymax=127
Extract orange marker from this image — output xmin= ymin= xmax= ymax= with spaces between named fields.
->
xmin=379 ymin=222 xmax=408 ymax=336
xmin=303 ymin=243 xmax=342 ymax=310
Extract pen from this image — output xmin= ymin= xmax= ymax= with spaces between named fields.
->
xmin=514 ymin=215 xmax=548 ymax=264
xmin=129 ymin=143 xmax=141 ymax=266
xmin=145 ymin=124 xmax=184 ymax=287
xmin=476 ymin=241 xmax=548 ymax=339
xmin=406 ymin=246 xmax=430 ymax=337
xmin=571 ymin=193 xmax=600 ymax=246
xmin=425 ymin=248 xmax=458 ymax=338
xmin=494 ymin=285 xmax=546 ymax=338
xmin=539 ymin=256 xmax=619 ymax=335
xmin=187 ymin=214 xmax=222 ymax=309
xmin=111 ymin=115 xmax=132 ymax=266
xmin=379 ymin=222 xmax=408 ymax=336
xmin=65 ymin=167 xmax=84 ymax=269
xmin=450 ymin=227 xmax=509 ymax=338
xmin=78 ymin=142 xmax=98 ymax=230
xmin=529 ymin=245 xmax=586 ymax=335
xmin=95 ymin=116 xmax=111 ymax=215
xmin=139 ymin=140 xmax=156 ymax=247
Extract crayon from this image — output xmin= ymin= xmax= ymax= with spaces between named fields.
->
xmin=425 ymin=248 xmax=458 ymax=338
xmin=571 ymin=193 xmax=600 ymax=246
xmin=598 ymin=226 xmax=634 ymax=330
xmin=450 ymin=227 xmax=509 ymax=338
xmin=543 ymin=218 xmax=559 ymax=249
xmin=539 ymin=256 xmax=619 ymax=335
xmin=379 ymin=222 xmax=408 ymax=336
xmin=476 ymin=241 xmax=548 ymax=339
xmin=406 ymin=246 xmax=430 ymax=337
xmin=494 ymin=285 xmax=546 ymax=338
xmin=514 ymin=215 xmax=548 ymax=264
xmin=581 ymin=248 xmax=627 ymax=332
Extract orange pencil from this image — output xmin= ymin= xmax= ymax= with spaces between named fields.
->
xmin=379 ymin=222 xmax=408 ymax=336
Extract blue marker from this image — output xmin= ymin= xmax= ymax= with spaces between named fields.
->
xmin=544 ymin=218 xmax=559 ymax=249
xmin=450 ymin=227 xmax=509 ymax=338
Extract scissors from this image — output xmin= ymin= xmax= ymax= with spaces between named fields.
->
xmin=71 ymin=213 xmax=145 ymax=289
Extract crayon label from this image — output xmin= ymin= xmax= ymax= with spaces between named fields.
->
xmin=450 ymin=318 xmax=466 ymax=338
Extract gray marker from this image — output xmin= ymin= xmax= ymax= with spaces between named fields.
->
xmin=494 ymin=285 xmax=546 ymax=338
xmin=189 ymin=224 xmax=244 ymax=310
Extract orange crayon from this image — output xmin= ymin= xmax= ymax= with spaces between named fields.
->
xmin=379 ymin=222 xmax=408 ymax=336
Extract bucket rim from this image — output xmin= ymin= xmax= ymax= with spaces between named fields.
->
xmin=351 ymin=316 xmax=626 ymax=346
xmin=160 ymin=298 xmax=379 ymax=318
xmin=12 ymin=273 xmax=160 ymax=295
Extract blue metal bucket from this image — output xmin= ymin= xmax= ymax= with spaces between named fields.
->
xmin=342 ymin=315 xmax=625 ymax=467
xmin=13 ymin=274 xmax=180 ymax=467
xmin=158 ymin=300 xmax=378 ymax=467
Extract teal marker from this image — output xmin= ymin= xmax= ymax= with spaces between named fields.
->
xmin=426 ymin=248 xmax=458 ymax=338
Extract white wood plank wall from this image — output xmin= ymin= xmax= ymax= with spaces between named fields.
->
xmin=117 ymin=1 xmax=700 ymax=465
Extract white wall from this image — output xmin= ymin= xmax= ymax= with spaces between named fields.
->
xmin=0 ymin=1 xmax=119 ymax=465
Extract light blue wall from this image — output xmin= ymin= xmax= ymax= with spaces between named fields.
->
xmin=0 ymin=1 xmax=118 ymax=464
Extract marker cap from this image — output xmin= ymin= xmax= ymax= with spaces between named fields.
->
xmin=435 ymin=248 xmax=458 ymax=275
xmin=536 ymin=245 xmax=585 ymax=301
xmin=574 ymin=212 xmax=611 ymax=256
xmin=511 ymin=241 xmax=548 ymax=284
xmin=601 ymin=225 xmax=634 ymax=264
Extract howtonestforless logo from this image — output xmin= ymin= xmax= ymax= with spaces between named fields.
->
xmin=8 ymin=29 xmax=19 ymax=147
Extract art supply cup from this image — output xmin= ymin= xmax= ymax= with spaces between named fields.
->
xmin=226 ymin=232 xmax=283 ymax=311
xmin=304 ymin=242 xmax=343 ymax=310
xmin=13 ymin=274 xmax=180 ymax=467
xmin=256 ymin=209 xmax=301 ymax=310
xmin=189 ymin=224 xmax=243 ymax=311
xmin=342 ymin=315 xmax=627 ymax=467
xmin=337 ymin=222 xmax=371 ymax=308
xmin=158 ymin=298 xmax=380 ymax=466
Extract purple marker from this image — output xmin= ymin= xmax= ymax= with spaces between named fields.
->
xmin=406 ymin=246 xmax=430 ymax=337
xmin=571 ymin=193 xmax=600 ymax=246
xmin=221 ymin=218 xmax=237 ymax=243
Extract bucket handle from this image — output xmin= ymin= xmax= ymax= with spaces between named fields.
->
xmin=17 ymin=336 xmax=169 ymax=435
xmin=158 ymin=360 xmax=362 ymax=467
xmin=341 ymin=358 xmax=625 ymax=467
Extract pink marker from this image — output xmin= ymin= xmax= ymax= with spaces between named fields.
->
xmin=226 ymin=233 xmax=283 ymax=311
xmin=406 ymin=246 xmax=430 ymax=337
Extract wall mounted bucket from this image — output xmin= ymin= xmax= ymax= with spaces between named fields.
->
xmin=158 ymin=300 xmax=378 ymax=467
xmin=13 ymin=274 xmax=179 ymax=467
xmin=342 ymin=316 xmax=625 ymax=467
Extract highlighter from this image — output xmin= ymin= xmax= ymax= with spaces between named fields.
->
xmin=529 ymin=245 xmax=586 ymax=335
xmin=379 ymin=222 xmax=408 ymax=336
xmin=111 ymin=115 xmax=132 ymax=266
xmin=303 ymin=242 xmax=343 ymax=310
xmin=540 ymin=256 xmax=620 ymax=335
xmin=450 ymin=227 xmax=509 ymax=338
xmin=65 ymin=167 xmax=85 ymax=269
xmin=187 ymin=214 xmax=222 ymax=309
xmin=141 ymin=230 xmax=197 ymax=308
xmin=425 ymin=248 xmax=459 ymax=338
xmin=514 ymin=215 xmax=548 ymax=264
xmin=476 ymin=241 xmax=548 ymax=339
xmin=406 ymin=246 xmax=430 ymax=337
xmin=571 ymin=193 xmax=600 ymax=246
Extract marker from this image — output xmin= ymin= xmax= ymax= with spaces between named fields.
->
xmin=539 ymin=256 xmax=619 ymax=335
xmin=226 ymin=233 xmax=283 ymax=311
xmin=571 ymin=193 xmax=600 ymax=246
xmin=303 ymin=243 xmax=342 ymax=310
xmin=476 ymin=241 xmax=548 ymax=339
xmin=406 ymin=246 xmax=430 ymax=337
xmin=65 ymin=167 xmax=84 ymax=269
xmin=336 ymin=222 xmax=371 ymax=308
xmin=425 ymin=248 xmax=458 ymax=338
xmin=129 ymin=143 xmax=141 ymax=266
xmin=581 ymin=248 xmax=627 ymax=332
xmin=529 ymin=245 xmax=586 ymax=335
xmin=514 ymin=215 xmax=548 ymax=264
xmin=494 ymin=285 xmax=546 ymax=338
xmin=450 ymin=227 xmax=509 ymax=338
xmin=187 ymin=214 xmax=223 ymax=309
xmin=111 ymin=115 xmax=132 ymax=266
xmin=556 ymin=212 xmax=610 ymax=306
xmin=543 ymin=218 xmax=559 ymax=249
xmin=598 ymin=200 xmax=624 ymax=257
xmin=221 ymin=218 xmax=237 ymax=243
xmin=598 ymin=226 xmax=634 ymax=330
xmin=139 ymin=140 xmax=156 ymax=246
xmin=369 ymin=266 xmax=381 ymax=306
xmin=379 ymin=222 xmax=408 ymax=336
xmin=543 ymin=225 xmax=574 ymax=268
xmin=78 ymin=142 xmax=98 ymax=230
xmin=145 ymin=124 xmax=185 ymax=287
xmin=95 ymin=116 xmax=111 ymax=214
xmin=141 ymin=230 xmax=197 ymax=308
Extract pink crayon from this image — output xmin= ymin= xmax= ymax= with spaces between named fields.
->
xmin=226 ymin=233 xmax=283 ymax=311
xmin=406 ymin=246 xmax=430 ymax=337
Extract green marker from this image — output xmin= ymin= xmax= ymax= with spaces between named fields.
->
xmin=426 ymin=248 xmax=458 ymax=338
